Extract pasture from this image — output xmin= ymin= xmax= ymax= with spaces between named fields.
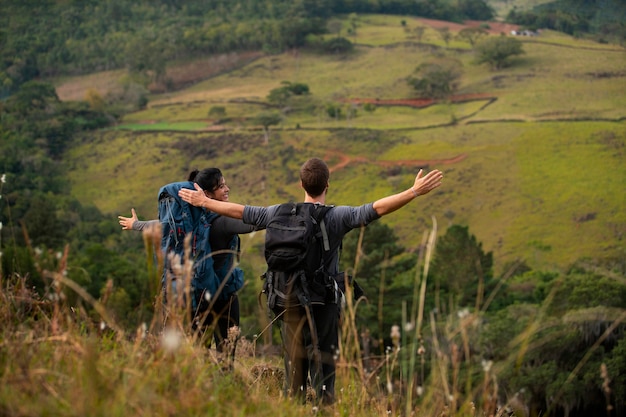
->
xmin=64 ymin=15 xmax=626 ymax=275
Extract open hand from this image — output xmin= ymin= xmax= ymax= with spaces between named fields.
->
xmin=412 ymin=169 xmax=443 ymax=196
xmin=118 ymin=208 xmax=138 ymax=230
xmin=178 ymin=183 xmax=208 ymax=207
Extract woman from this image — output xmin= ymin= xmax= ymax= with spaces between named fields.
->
xmin=119 ymin=168 xmax=257 ymax=364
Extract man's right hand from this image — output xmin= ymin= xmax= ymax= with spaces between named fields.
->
xmin=412 ymin=169 xmax=443 ymax=196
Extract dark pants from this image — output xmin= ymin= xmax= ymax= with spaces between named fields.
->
xmin=281 ymin=303 xmax=339 ymax=405
xmin=194 ymin=293 xmax=240 ymax=353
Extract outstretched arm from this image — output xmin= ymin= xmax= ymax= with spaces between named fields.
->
xmin=178 ymin=183 xmax=245 ymax=219
xmin=372 ymin=169 xmax=443 ymax=216
xmin=118 ymin=208 xmax=138 ymax=230
xmin=118 ymin=208 xmax=158 ymax=231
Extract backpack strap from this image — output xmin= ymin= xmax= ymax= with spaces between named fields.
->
xmin=310 ymin=204 xmax=333 ymax=263
xmin=319 ymin=212 xmax=330 ymax=251
xmin=158 ymin=181 xmax=200 ymax=238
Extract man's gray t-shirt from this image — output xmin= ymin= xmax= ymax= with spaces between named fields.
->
xmin=242 ymin=202 xmax=380 ymax=275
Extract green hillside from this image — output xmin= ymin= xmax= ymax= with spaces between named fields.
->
xmin=65 ymin=15 xmax=626 ymax=275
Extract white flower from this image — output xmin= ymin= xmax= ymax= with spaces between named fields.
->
xmin=161 ymin=328 xmax=182 ymax=353
xmin=1 ymin=174 xmax=5 ymax=183
xmin=404 ymin=321 xmax=414 ymax=332
xmin=416 ymin=386 xmax=424 ymax=396
xmin=390 ymin=324 xmax=401 ymax=348
xmin=138 ymin=323 xmax=147 ymax=339
xmin=481 ymin=359 xmax=493 ymax=373
xmin=100 ymin=321 xmax=107 ymax=330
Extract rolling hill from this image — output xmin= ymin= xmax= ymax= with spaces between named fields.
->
xmin=62 ymin=14 xmax=626 ymax=275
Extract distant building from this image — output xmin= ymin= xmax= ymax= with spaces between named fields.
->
xmin=511 ymin=30 xmax=538 ymax=36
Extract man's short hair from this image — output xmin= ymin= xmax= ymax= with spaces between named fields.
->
xmin=300 ymin=158 xmax=329 ymax=197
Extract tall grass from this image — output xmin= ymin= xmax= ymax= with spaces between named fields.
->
xmin=1 ymin=220 xmax=619 ymax=416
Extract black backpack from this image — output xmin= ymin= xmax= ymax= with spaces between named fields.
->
xmin=261 ymin=202 xmax=334 ymax=318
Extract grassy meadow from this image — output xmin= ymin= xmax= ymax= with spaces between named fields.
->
xmin=2 ymin=11 xmax=624 ymax=417
xmin=66 ymin=15 xmax=626 ymax=275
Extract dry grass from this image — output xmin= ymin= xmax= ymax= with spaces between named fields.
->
xmin=1 ymin=218 xmax=622 ymax=416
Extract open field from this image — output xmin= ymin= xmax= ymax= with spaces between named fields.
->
xmin=63 ymin=15 xmax=626 ymax=275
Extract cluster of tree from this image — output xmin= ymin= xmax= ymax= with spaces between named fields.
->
xmin=0 ymin=0 xmax=494 ymax=96
xmin=506 ymin=0 xmax=626 ymax=43
xmin=1 ymin=77 xmax=624 ymax=415
xmin=0 ymin=80 xmax=152 ymax=328
xmin=340 ymin=223 xmax=626 ymax=416
xmin=406 ymin=36 xmax=524 ymax=99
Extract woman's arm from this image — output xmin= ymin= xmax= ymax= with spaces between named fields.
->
xmin=118 ymin=208 xmax=158 ymax=231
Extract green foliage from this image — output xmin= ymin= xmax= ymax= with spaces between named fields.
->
xmin=457 ymin=26 xmax=488 ymax=47
xmin=477 ymin=259 xmax=626 ymax=415
xmin=325 ymin=103 xmax=342 ymax=118
xmin=0 ymin=79 xmax=154 ymax=331
xmin=253 ymin=111 xmax=282 ymax=129
xmin=407 ymin=57 xmax=463 ymax=99
xmin=1 ymin=9 xmax=625 ymax=415
xmin=319 ymin=36 xmax=355 ymax=54
xmin=507 ymin=0 xmax=626 ymax=42
xmin=266 ymin=81 xmax=310 ymax=106
xmin=339 ymin=221 xmax=412 ymax=342
xmin=252 ymin=111 xmax=282 ymax=143
xmin=430 ymin=225 xmax=494 ymax=309
xmin=363 ymin=102 xmax=377 ymax=112
xmin=547 ymin=260 xmax=626 ymax=315
xmin=208 ymin=105 xmax=226 ymax=118
xmin=455 ymin=0 xmax=495 ymax=21
xmin=474 ymin=35 xmax=525 ymax=69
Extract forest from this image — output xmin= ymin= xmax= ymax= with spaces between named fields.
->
xmin=1 ymin=1 xmax=625 ymax=416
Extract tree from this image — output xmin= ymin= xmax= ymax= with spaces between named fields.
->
xmin=7 ymin=81 xmax=59 ymax=116
xmin=407 ymin=57 xmax=463 ymax=99
xmin=339 ymin=221 xmax=412 ymax=345
xmin=456 ymin=0 xmax=495 ymax=21
xmin=413 ymin=26 xmax=426 ymax=43
xmin=348 ymin=13 xmax=358 ymax=42
xmin=429 ymin=225 xmax=494 ymax=309
xmin=437 ymin=27 xmax=452 ymax=48
xmin=85 ymin=89 xmax=105 ymax=111
xmin=479 ymin=261 xmax=626 ymax=416
xmin=22 ymin=193 xmax=67 ymax=249
xmin=474 ymin=35 xmax=525 ymax=69
xmin=253 ymin=111 xmax=282 ymax=144
xmin=267 ymin=81 xmax=310 ymax=106
xmin=457 ymin=27 xmax=488 ymax=48
xmin=321 ymin=36 xmax=354 ymax=54
xmin=208 ymin=105 xmax=226 ymax=119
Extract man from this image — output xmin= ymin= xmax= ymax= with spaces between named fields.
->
xmin=178 ymin=157 xmax=443 ymax=404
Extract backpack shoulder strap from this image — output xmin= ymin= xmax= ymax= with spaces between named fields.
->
xmin=311 ymin=204 xmax=333 ymax=252
xmin=158 ymin=181 xmax=198 ymax=232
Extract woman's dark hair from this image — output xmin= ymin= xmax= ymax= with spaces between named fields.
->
xmin=188 ymin=168 xmax=223 ymax=192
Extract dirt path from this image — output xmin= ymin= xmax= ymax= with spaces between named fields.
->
xmin=415 ymin=17 xmax=520 ymax=35
xmin=325 ymin=151 xmax=466 ymax=173
xmin=347 ymin=93 xmax=495 ymax=109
